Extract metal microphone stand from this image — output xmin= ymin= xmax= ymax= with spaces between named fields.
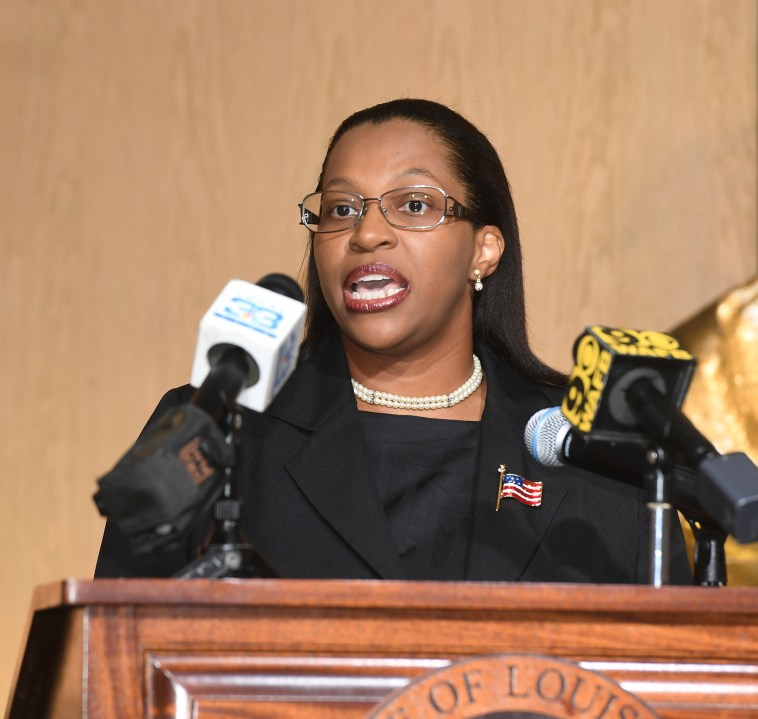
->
xmin=641 ymin=445 xmax=675 ymax=587
xmin=641 ymin=445 xmax=728 ymax=587
xmin=173 ymin=406 xmax=278 ymax=579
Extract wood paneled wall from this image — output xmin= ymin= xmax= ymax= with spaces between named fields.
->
xmin=1 ymin=0 xmax=755 ymax=704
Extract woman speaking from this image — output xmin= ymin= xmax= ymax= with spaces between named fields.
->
xmin=96 ymin=99 xmax=692 ymax=584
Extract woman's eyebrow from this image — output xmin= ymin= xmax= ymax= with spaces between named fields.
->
xmin=391 ymin=167 xmax=441 ymax=184
xmin=322 ymin=176 xmax=356 ymax=190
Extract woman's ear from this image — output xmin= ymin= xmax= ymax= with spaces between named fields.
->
xmin=472 ymin=226 xmax=505 ymax=279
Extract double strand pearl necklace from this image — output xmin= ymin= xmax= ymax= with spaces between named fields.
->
xmin=351 ymin=355 xmax=483 ymax=411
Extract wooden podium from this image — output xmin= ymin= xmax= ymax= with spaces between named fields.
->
xmin=6 ymin=579 xmax=758 ymax=718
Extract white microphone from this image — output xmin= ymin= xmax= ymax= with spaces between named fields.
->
xmin=93 ymin=275 xmax=306 ymax=554
xmin=190 ymin=276 xmax=306 ymax=413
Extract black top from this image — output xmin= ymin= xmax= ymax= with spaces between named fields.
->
xmin=360 ymin=412 xmax=479 ymax=581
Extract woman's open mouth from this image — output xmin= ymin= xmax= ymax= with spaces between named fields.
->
xmin=343 ymin=264 xmax=410 ymax=312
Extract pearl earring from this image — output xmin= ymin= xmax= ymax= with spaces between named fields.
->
xmin=473 ymin=269 xmax=484 ymax=292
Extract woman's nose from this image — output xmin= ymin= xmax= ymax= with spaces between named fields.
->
xmin=348 ymin=199 xmax=398 ymax=252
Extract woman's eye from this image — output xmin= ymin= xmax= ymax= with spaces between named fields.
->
xmin=405 ymin=200 xmax=428 ymax=213
xmin=327 ymin=203 xmax=359 ymax=219
xmin=398 ymin=196 xmax=432 ymax=214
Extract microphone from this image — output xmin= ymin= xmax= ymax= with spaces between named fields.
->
xmin=92 ymin=403 xmax=233 ymax=553
xmin=525 ymin=406 xmax=758 ymax=544
xmin=524 ymin=407 xmax=647 ymax=480
xmin=624 ymin=375 xmax=717 ymax=467
xmin=93 ymin=274 xmax=306 ymax=555
xmin=525 ymin=406 xmax=701 ymax=509
xmin=190 ymin=275 xmax=306 ymax=414
xmin=541 ymin=324 xmax=758 ymax=583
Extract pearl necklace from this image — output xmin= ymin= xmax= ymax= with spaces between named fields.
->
xmin=351 ymin=355 xmax=483 ymax=411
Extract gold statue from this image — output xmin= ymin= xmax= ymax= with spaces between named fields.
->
xmin=673 ymin=275 xmax=758 ymax=585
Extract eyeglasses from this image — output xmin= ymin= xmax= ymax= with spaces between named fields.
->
xmin=299 ymin=185 xmax=474 ymax=233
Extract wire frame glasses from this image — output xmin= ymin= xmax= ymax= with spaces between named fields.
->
xmin=299 ymin=185 xmax=474 ymax=233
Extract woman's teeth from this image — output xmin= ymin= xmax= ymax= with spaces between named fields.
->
xmin=350 ymin=274 xmax=405 ymax=300
xmin=351 ymin=286 xmax=404 ymax=300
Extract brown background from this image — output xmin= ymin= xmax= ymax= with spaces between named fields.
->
xmin=1 ymin=0 xmax=756 ymax=705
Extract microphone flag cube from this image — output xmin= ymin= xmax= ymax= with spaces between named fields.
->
xmin=190 ymin=279 xmax=306 ymax=412
xmin=560 ymin=326 xmax=696 ymax=442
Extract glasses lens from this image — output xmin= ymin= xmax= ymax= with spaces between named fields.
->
xmin=302 ymin=191 xmax=362 ymax=232
xmin=382 ymin=187 xmax=446 ymax=228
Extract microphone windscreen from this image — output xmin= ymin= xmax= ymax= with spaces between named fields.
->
xmin=524 ymin=407 xmax=567 ymax=467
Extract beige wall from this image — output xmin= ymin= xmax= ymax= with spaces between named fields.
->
xmin=1 ymin=0 xmax=756 ymax=705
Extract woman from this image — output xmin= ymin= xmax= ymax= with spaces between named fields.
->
xmin=96 ymin=99 xmax=692 ymax=583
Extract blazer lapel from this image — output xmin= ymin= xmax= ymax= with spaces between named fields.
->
xmin=269 ymin=336 xmax=406 ymax=579
xmin=466 ymin=349 xmax=569 ymax=581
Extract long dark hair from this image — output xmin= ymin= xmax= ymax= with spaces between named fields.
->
xmin=300 ymin=98 xmax=565 ymax=387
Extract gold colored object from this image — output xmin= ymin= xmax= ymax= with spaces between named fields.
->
xmin=673 ymin=275 xmax=758 ymax=585
xmin=496 ymin=464 xmax=507 ymax=512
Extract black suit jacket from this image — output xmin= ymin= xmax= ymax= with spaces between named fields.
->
xmin=96 ymin=333 xmax=692 ymax=584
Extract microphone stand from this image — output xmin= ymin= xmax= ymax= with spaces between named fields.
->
xmin=686 ymin=519 xmax=727 ymax=587
xmin=626 ymin=377 xmax=733 ymax=586
xmin=641 ymin=445 xmax=675 ymax=587
xmin=173 ymin=406 xmax=278 ymax=579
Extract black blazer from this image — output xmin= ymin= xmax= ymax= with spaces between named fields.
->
xmin=95 ymin=333 xmax=692 ymax=584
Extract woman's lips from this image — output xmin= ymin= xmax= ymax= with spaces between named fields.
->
xmin=343 ymin=263 xmax=410 ymax=312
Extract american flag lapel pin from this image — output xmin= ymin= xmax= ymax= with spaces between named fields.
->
xmin=496 ymin=464 xmax=543 ymax=510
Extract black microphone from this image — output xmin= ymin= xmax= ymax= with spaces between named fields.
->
xmin=92 ymin=403 xmax=232 ymax=553
xmin=527 ymin=406 xmax=646 ymax=476
xmin=93 ymin=274 xmax=306 ymax=555
xmin=624 ymin=375 xmax=717 ymax=467
xmin=525 ymin=406 xmax=702 ymax=513
xmin=525 ymin=406 xmax=758 ymax=544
